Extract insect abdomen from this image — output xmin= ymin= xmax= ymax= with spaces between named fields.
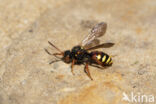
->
xmin=91 ymin=51 xmax=112 ymax=66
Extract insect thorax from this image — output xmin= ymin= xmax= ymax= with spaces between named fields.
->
xmin=71 ymin=46 xmax=90 ymax=63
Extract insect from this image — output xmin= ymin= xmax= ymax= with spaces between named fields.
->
xmin=45 ymin=22 xmax=114 ymax=80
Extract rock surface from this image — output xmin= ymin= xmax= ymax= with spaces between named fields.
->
xmin=0 ymin=0 xmax=156 ymax=104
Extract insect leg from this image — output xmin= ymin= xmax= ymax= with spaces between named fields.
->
xmin=49 ymin=60 xmax=61 ymax=64
xmin=53 ymin=53 xmax=63 ymax=56
xmin=90 ymin=64 xmax=103 ymax=69
xmin=85 ymin=63 xmax=93 ymax=80
xmin=71 ymin=60 xmax=75 ymax=75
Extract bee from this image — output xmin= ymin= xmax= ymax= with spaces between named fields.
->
xmin=45 ymin=22 xmax=114 ymax=80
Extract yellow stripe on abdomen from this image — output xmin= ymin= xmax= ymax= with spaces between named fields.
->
xmin=96 ymin=54 xmax=101 ymax=60
xmin=106 ymin=57 xmax=111 ymax=64
xmin=102 ymin=55 xmax=106 ymax=62
xmin=109 ymin=59 xmax=112 ymax=65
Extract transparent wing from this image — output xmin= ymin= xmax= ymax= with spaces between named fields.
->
xmin=82 ymin=39 xmax=100 ymax=49
xmin=86 ymin=42 xmax=114 ymax=50
xmin=81 ymin=22 xmax=107 ymax=48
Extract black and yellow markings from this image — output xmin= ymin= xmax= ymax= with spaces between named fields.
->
xmin=109 ymin=56 xmax=113 ymax=65
xmin=106 ymin=57 xmax=111 ymax=64
xmin=95 ymin=52 xmax=112 ymax=65
xmin=102 ymin=55 xmax=106 ymax=62
xmin=96 ymin=54 xmax=101 ymax=60
xmin=109 ymin=59 xmax=113 ymax=64
xmin=75 ymin=51 xmax=81 ymax=56
xmin=96 ymin=53 xmax=112 ymax=65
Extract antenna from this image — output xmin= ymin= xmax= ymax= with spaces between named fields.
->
xmin=48 ymin=41 xmax=63 ymax=54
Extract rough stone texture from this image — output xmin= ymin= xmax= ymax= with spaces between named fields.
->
xmin=0 ymin=0 xmax=156 ymax=104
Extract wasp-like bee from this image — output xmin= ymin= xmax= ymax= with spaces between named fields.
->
xmin=45 ymin=22 xmax=114 ymax=80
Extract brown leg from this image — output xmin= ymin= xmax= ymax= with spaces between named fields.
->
xmin=85 ymin=63 xmax=93 ymax=80
xmin=53 ymin=53 xmax=63 ymax=56
xmin=49 ymin=60 xmax=61 ymax=64
xmin=52 ymin=53 xmax=63 ymax=60
xmin=71 ymin=60 xmax=75 ymax=75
